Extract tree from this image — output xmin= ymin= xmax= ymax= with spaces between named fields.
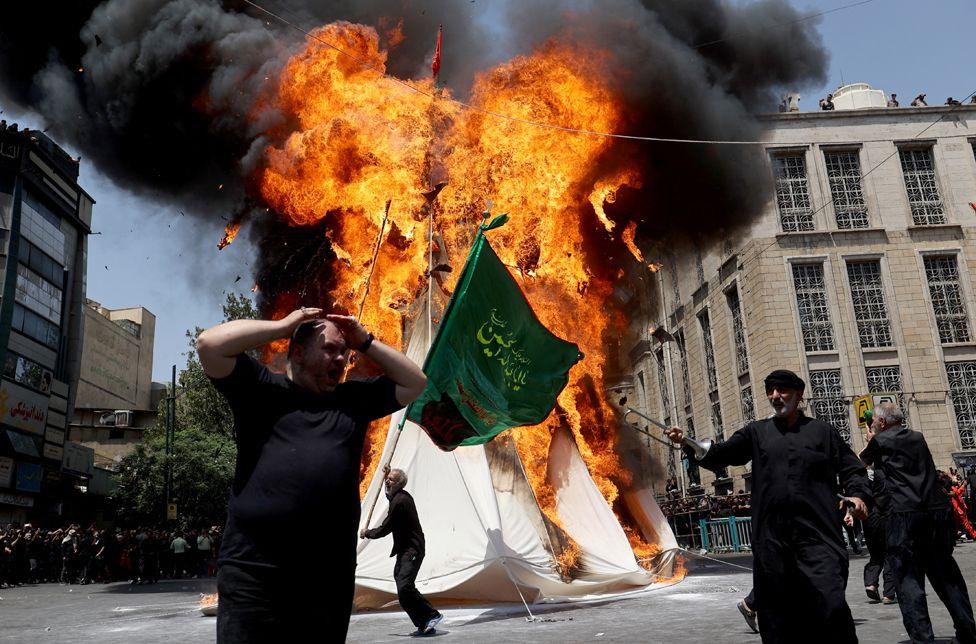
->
xmin=111 ymin=293 xmax=256 ymax=526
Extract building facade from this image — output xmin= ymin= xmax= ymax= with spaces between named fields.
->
xmin=71 ymin=300 xmax=159 ymax=469
xmin=0 ymin=123 xmax=93 ymax=523
xmin=629 ymin=95 xmax=976 ymax=496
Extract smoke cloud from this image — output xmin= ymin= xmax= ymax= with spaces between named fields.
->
xmin=0 ymin=0 xmax=828 ymax=288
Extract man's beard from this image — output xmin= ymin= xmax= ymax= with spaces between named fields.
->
xmin=771 ymin=399 xmax=798 ymax=418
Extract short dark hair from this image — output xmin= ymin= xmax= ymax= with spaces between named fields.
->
xmin=287 ymin=319 xmax=325 ymax=358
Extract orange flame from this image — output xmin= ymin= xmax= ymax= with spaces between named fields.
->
xmin=217 ymin=222 xmax=240 ymax=250
xmin=257 ymin=23 xmax=663 ymax=570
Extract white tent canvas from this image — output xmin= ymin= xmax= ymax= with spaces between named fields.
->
xmin=354 ymin=299 xmax=680 ymax=609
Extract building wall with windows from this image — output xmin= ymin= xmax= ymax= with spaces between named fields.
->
xmin=0 ymin=124 xmax=94 ymax=523
xmin=631 ymin=103 xmax=976 ymax=495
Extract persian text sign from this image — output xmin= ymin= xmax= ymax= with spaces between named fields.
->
xmin=63 ymin=442 xmax=94 ymax=478
xmin=0 ymin=492 xmax=33 ymax=507
xmin=0 ymin=380 xmax=49 ymax=435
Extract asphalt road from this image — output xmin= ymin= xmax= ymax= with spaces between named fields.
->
xmin=1 ymin=543 xmax=974 ymax=643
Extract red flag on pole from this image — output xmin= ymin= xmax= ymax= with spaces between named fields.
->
xmin=432 ymin=25 xmax=443 ymax=79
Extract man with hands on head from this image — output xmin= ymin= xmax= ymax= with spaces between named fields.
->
xmin=197 ymin=306 xmax=427 ymax=644
xmin=667 ymin=369 xmax=870 ymax=644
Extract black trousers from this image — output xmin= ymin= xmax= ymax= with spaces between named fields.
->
xmin=394 ymin=549 xmax=439 ymax=629
xmin=754 ymin=535 xmax=856 ymax=644
xmin=217 ymin=561 xmax=356 ymax=643
xmin=863 ymin=514 xmax=895 ymax=599
xmin=887 ymin=509 xmax=976 ymax=644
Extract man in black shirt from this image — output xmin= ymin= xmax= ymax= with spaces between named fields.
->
xmin=860 ymin=403 xmax=976 ymax=644
xmin=198 ymin=306 xmax=427 ymax=643
xmin=361 ymin=465 xmax=442 ymax=634
xmin=861 ymin=465 xmax=895 ymax=603
xmin=668 ymin=369 xmax=869 ymax=643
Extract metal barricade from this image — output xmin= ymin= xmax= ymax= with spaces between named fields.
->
xmin=699 ymin=517 xmax=752 ymax=553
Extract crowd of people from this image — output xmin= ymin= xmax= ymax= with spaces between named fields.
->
xmin=0 ymin=523 xmax=222 ymax=589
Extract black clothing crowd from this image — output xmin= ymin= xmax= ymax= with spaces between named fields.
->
xmin=0 ymin=523 xmax=222 ymax=588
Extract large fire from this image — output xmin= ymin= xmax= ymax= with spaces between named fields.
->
xmin=256 ymin=22 xmax=670 ymax=576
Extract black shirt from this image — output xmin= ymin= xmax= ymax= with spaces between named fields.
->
xmin=868 ymin=468 xmax=891 ymax=518
xmin=363 ymin=489 xmax=425 ymax=557
xmin=690 ymin=414 xmax=870 ymax=551
xmin=211 ymin=354 xmax=402 ymax=570
xmin=861 ymin=424 xmax=947 ymax=512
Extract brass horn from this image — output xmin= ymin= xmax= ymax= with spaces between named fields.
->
xmin=623 ymin=407 xmax=713 ymax=460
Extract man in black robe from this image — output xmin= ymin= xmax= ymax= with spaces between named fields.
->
xmin=668 ymin=369 xmax=870 ymax=643
xmin=860 ymin=403 xmax=976 ymax=644
xmin=361 ymin=466 xmax=443 ymax=635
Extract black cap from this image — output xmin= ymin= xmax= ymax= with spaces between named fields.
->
xmin=764 ymin=369 xmax=805 ymax=392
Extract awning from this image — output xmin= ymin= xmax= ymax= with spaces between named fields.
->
xmin=6 ymin=429 xmax=40 ymax=457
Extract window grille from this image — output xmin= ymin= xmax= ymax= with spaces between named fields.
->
xmin=899 ymin=148 xmax=946 ymax=225
xmin=865 ymin=365 xmax=908 ymax=428
xmin=792 ymin=263 xmax=835 ymax=352
xmin=847 ymin=261 xmax=891 ymax=348
xmin=824 ymin=151 xmax=869 ymax=229
xmin=676 ymin=330 xmax=692 ymax=409
xmin=699 ymin=311 xmax=718 ymax=391
xmin=668 ymin=261 xmax=681 ymax=308
xmin=810 ymin=369 xmax=851 ymax=443
xmin=947 ymin=362 xmax=976 ymax=449
xmin=685 ymin=415 xmax=701 ymax=486
xmin=924 ymin=256 xmax=970 ymax=343
xmin=695 ymin=251 xmax=705 ymax=285
xmin=656 ymin=350 xmax=672 ymax=424
xmin=741 ymin=384 xmax=756 ymax=422
xmin=727 ymin=287 xmax=749 ymax=375
xmin=710 ymin=395 xmax=724 ymax=442
xmin=773 ymin=154 xmax=814 ymax=232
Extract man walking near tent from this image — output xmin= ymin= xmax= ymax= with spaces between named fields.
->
xmin=860 ymin=403 xmax=976 ymax=644
xmin=198 ymin=307 xmax=427 ymax=643
xmin=667 ymin=369 xmax=870 ymax=643
xmin=361 ymin=465 xmax=443 ymax=635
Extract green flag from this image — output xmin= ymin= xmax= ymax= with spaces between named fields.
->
xmin=406 ymin=217 xmax=581 ymax=451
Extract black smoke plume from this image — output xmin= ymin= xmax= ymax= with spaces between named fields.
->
xmin=0 ymin=0 xmax=828 ymax=306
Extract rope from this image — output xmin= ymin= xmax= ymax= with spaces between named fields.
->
xmin=240 ymin=0 xmax=962 ymax=147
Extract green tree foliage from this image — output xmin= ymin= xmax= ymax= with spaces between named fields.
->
xmin=111 ymin=293 xmax=256 ymax=526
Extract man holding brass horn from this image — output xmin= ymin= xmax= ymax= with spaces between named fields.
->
xmin=666 ymin=369 xmax=871 ymax=643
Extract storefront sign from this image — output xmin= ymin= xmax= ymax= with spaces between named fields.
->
xmin=43 ymin=442 xmax=64 ymax=461
xmin=0 ymin=456 xmax=12 ymax=488
xmin=6 ymin=429 xmax=40 ymax=457
xmin=0 ymin=379 xmax=49 ymax=435
xmin=45 ymin=426 xmax=65 ymax=445
xmin=0 ymin=492 xmax=34 ymax=507
xmin=62 ymin=442 xmax=94 ymax=478
xmin=15 ymin=461 xmax=42 ymax=493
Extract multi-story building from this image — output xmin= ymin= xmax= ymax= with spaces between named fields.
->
xmin=628 ymin=85 xmax=976 ymax=496
xmin=0 ymin=122 xmax=93 ymax=524
xmin=71 ymin=299 xmax=160 ymax=469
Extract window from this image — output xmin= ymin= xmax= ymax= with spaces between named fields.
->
xmin=865 ymin=366 xmax=908 ymax=428
xmin=923 ymin=256 xmax=970 ymax=343
xmin=946 ymin=362 xmax=976 ymax=449
xmin=114 ymin=319 xmax=141 ymax=338
xmin=685 ymin=415 xmax=701 ymax=486
xmin=16 ymin=264 xmax=62 ymax=323
xmin=792 ymin=263 xmax=834 ymax=352
xmin=847 ymin=261 xmax=891 ymax=348
xmin=656 ymin=350 xmax=672 ymax=425
xmin=3 ymin=351 xmax=50 ymax=393
xmin=699 ymin=311 xmax=718 ymax=391
xmin=668 ymin=260 xmax=681 ymax=307
xmin=810 ymin=369 xmax=851 ymax=443
xmin=741 ymin=384 xmax=756 ymax=422
xmin=676 ymin=330 xmax=692 ymax=409
xmin=824 ymin=150 xmax=869 ymax=229
xmin=17 ymin=238 xmax=64 ymax=286
xmin=710 ymin=396 xmax=724 ymax=441
xmin=695 ymin=250 xmax=705 ymax=285
xmin=899 ymin=148 xmax=946 ymax=225
xmin=727 ymin=287 xmax=749 ymax=375
xmin=773 ymin=154 xmax=814 ymax=232
xmin=11 ymin=303 xmax=60 ymax=349
xmin=22 ymin=190 xmax=63 ymax=230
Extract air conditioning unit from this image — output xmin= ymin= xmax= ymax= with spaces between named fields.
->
xmin=96 ymin=411 xmax=117 ymax=426
xmin=113 ymin=410 xmax=133 ymax=428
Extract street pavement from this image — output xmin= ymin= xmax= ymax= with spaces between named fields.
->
xmin=2 ymin=542 xmax=974 ymax=642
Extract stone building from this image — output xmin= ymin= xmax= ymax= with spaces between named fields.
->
xmin=628 ymin=86 xmax=976 ymax=496
xmin=70 ymin=300 xmax=160 ymax=469
xmin=0 ymin=123 xmax=94 ymax=523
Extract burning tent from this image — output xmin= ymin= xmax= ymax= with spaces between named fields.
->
xmin=355 ymin=294 xmax=681 ymax=609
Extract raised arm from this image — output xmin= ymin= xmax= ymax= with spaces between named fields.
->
xmin=666 ymin=424 xmax=753 ymax=470
xmin=196 ymin=308 xmax=322 ymax=378
xmin=326 ymin=314 xmax=427 ymax=406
